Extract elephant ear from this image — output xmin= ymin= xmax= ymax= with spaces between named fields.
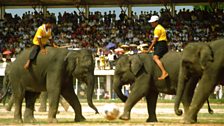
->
xmin=65 ymin=52 xmax=77 ymax=75
xmin=129 ymin=55 xmax=143 ymax=76
xmin=199 ymin=44 xmax=214 ymax=70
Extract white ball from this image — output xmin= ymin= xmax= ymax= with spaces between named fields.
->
xmin=103 ymin=103 xmax=120 ymax=120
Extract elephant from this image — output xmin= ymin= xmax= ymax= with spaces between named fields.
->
xmin=174 ymin=39 xmax=224 ymax=123
xmin=113 ymin=51 xmax=213 ymax=122
xmin=2 ymin=65 xmax=69 ymax=112
xmin=0 ymin=63 xmax=14 ymax=111
xmin=0 ymin=47 xmax=98 ymax=123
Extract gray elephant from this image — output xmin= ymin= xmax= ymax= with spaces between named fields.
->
xmin=113 ymin=51 xmax=213 ymax=122
xmin=175 ymin=39 xmax=224 ymax=123
xmin=113 ymin=51 xmax=188 ymax=122
xmin=0 ymin=47 xmax=98 ymax=123
xmin=0 ymin=63 xmax=14 ymax=111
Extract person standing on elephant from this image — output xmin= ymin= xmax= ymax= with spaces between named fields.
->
xmin=148 ymin=15 xmax=169 ymax=80
xmin=24 ymin=17 xmax=58 ymax=69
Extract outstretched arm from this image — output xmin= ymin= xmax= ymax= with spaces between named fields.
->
xmin=50 ymin=39 xmax=59 ymax=48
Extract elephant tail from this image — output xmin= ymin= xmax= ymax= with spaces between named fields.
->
xmin=174 ymin=105 xmax=183 ymax=116
xmin=207 ymin=99 xmax=214 ymax=114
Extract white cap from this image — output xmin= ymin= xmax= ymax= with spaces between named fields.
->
xmin=148 ymin=15 xmax=159 ymax=23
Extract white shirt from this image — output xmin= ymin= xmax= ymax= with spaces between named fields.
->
xmin=108 ymin=53 xmax=115 ymax=61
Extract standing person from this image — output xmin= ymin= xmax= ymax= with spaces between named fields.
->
xmin=107 ymin=50 xmax=115 ymax=69
xmin=24 ymin=17 xmax=58 ymax=69
xmin=148 ymin=15 xmax=168 ymax=80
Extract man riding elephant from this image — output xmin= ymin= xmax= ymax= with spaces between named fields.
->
xmin=24 ymin=17 xmax=58 ymax=69
xmin=0 ymin=48 xmax=98 ymax=123
xmin=113 ymin=51 xmax=213 ymax=122
xmin=148 ymin=15 xmax=169 ymax=80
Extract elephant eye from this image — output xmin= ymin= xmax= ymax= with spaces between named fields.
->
xmin=183 ymin=60 xmax=193 ymax=65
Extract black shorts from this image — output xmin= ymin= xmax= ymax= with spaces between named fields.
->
xmin=29 ymin=45 xmax=41 ymax=61
xmin=29 ymin=45 xmax=48 ymax=61
xmin=154 ymin=40 xmax=168 ymax=58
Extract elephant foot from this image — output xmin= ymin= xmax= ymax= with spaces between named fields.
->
xmin=146 ymin=117 xmax=158 ymax=122
xmin=183 ymin=116 xmax=197 ymax=124
xmin=119 ymin=112 xmax=130 ymax=120
xmin=38 ymin=107 xmax=47 ymax=112
xmin=14 ymin=118 xmax=23 ymax=123
xmin=48 ymin=118 xmax=58 ymax=123
xmin=24 ymin=118 xmax=36 ymax=123
xmin=5 ymin=106 xmax=12 ymax=111
xmin=75 ymin=115 xmax=86 ymax=122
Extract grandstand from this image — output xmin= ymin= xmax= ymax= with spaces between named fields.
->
xmin=1 ymin=0 xmax=223 ymax=6
xmin=1 ymin=0 xmax=223 ymax=18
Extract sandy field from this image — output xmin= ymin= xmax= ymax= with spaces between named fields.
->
xmin=0 ymin=101 xmax=224 ymax=126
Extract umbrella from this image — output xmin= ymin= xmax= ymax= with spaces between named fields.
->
xmin=115 ymin=48 xmax=124 ymax=55
xmin=121 ymin=45 xmax=129 ymax=48
xmin=3 ymin=50 xmax=12 ymax=55
xmin=129 ymin=44 xmax=137 ymax=47
xmin=106 ymin=42 xmax=116 ymax=49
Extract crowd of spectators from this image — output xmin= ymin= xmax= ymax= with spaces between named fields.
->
xmin=0 ymin=7 xmax=224 ymax=67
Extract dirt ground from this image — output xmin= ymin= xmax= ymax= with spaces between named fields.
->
xmin=0 ymin=101 xmax=224 ymax=126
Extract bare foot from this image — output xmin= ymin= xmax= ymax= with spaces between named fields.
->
xmin=158 ymin=72 xmax=169 ymax=80
xmin=24 ymin=62 xmax=30 ymax=70
xmin=24 ymin=60 xmax=30 ymax=70
xmin=24 ymin=64 xmax=29 ymax=70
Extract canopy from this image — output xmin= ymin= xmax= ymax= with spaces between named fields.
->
xmin=1 ymin=0 xmax=221 ymax=6
xmin=106 ymin=42 xmax=116 ymax=49
xmin=3 ymin=50 xmax=12 ymax=55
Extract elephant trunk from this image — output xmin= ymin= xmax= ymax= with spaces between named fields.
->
xmin=113 ymin=76 xmax=127 ymax=102
xmin=86 ymin=74 xmax=99 ymax=114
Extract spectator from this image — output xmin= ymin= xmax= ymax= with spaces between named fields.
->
xmin=5 ymin=54 xmax=11 ymax=62
xmin=0 ymin=8 xmax=224 ymax=60
xmin=104 ymin=91 xmax=110 ymax=99
xmin=99 ymin=55 xmax=106 ymax=70
xmin=107 ymin=50 xmax=115 ymax=69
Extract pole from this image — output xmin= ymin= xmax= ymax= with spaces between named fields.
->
xmin=75 ymin=79 xmax=78 ymax=94
xmin=97 ymin=77 xmax=101 ymax=100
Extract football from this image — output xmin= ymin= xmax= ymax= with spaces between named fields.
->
xmin=103 ymin=103 xmax=120 ymax=120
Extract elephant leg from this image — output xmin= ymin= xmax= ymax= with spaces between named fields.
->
xmin=13 ymin=91 xmax=24 ymax=123
xmin=2 ymin=94 xmax=7 ymax=106
xmin=145 ymin=91 xmax=159 ymax=122
xmin=47 ymin=90 xmax=60 ymax=123
xmin=120 ymin=76 xmax=150 ymax=121
xmin=6 ymin=94 xmax=14 ymax=111
xmin=24 ymin=91 xmax=39 ymax=123
xmin=61 ymin=84 xmax=86 ymax=122
xmin=39 ymin=92 xmax=47 ymax=112
xmin=46 ymin=75 xmax=62 ymax=123
xmin=59 ymin=96 xmax=69 ymax=112
xmin=185 ymin=74 xmax=217 ymax=124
